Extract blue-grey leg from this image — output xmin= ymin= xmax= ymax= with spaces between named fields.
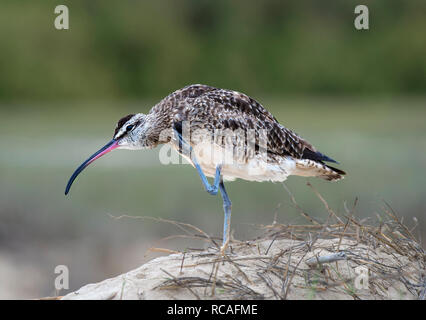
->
xmin=174 ymin=126 xmax=221 ymax=195
xmin=174 ymin=125 xmax=231 ymax=253
xmin=192 ymin=156 xmax=222 ymax=196
xmin=219 ymin=180 xmax=232 ymax=254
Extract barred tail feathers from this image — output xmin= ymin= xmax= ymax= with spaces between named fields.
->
xmin=294 ymin=159 xmax=346 ymax=181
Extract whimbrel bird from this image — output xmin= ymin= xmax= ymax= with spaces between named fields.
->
xmin=65 ymin=84 xmax=345 ymax=254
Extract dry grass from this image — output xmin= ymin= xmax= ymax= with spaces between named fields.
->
xmin=59 ymin=182 xmax=425 ymax=300
xmin=148 ymin=182 xmax=425 ymax=300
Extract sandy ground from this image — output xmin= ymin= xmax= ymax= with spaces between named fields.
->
xmin=61 ymin=237 xmax=423 ymax=300
xmin=0 ymin=252 xmax=47 ymax=299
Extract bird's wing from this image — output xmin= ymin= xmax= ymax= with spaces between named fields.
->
xmin=168 ymin=84 xmax=338 ymax=164
xmin=174 ymin=87 xmax=317 ymax=160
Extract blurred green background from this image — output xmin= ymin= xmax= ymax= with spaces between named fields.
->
xmin=0 ymin=0 xmax=425 ymax=298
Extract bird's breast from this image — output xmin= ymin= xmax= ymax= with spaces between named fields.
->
xmin=171 ymin=141 xmax=295 ymax=182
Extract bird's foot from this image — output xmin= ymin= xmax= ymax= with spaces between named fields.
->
xmin=220 ymin=239 xmax=230 ymax=256
xmin=205 ymin=165 xmax=222 ymax=195
xmin=206 ymin=185 xmax=218 ymax=195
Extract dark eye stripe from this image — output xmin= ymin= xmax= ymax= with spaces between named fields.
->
xmin=114 ymin=114 xmax=135 ymax=137
xmin=126 ymin=124 xmax=134 ymax=131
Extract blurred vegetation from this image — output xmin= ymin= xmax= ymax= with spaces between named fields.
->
xmin=0 ymin=0 xmax=425 ymax=103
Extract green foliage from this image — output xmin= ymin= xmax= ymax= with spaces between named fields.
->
xmin=0 ymin=0 xmax=425 ymax=103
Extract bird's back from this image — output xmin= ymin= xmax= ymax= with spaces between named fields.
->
xmin=151 ymin=84 xmax=345 ymax=182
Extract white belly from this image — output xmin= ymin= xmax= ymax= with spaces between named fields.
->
xmin=173 ymin=141 xmax=296 ymax=182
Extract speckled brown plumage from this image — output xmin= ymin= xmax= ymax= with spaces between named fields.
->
xmin=114 ymin=84 xmax=345 ymax=181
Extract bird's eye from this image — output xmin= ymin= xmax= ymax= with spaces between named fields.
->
xmin=126 ymin=124 xmax=134 ymax=131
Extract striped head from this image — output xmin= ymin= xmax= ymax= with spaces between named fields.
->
xmin=65 ymin=113 xmax=150 ymax=195
xmin=113 ymin=113 xmax=149 ymax=150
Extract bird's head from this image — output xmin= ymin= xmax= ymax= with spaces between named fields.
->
xmin=112 ymin=113 xmax=149 ymax=150
xmin=65 ymin=113 xmax=149 ymax=195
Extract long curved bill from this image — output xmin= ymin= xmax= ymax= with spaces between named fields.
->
xmin=65 ymin=139 xmax=119 ymax=195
